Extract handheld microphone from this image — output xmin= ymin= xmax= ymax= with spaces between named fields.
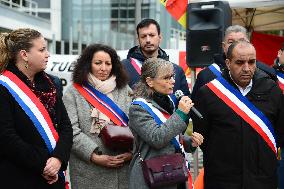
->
xmin=174 ymin=90 xmax=203 ymax=119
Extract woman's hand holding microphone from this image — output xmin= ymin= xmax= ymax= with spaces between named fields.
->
xmin=178 ymin=96 xmax=194 ymax=114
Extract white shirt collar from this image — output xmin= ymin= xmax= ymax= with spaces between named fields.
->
xmin=229 ymin=72 xmax=253 ymax=96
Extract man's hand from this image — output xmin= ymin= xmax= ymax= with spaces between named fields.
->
xmin=43 ymin=157 xmax=62 ymax=176
xmin=42 ymin=174 xmax=58 ymax=184
xmin=191 ymin=132 xmax=204 ymax=147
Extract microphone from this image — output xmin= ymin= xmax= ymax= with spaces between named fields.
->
xmin=174 ymin=90 xmax=203 ymax=119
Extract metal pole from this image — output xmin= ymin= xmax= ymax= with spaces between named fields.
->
xmin=60 ymin=40 xmax=65 ymax=55
xmin=52 ymin=33 xmax=56 ymax=54
xmin=69 ymin=26 xmax=73 ymax=55
xmin=78 ymin=20 xmax=82 ymax=55
xmin=191 ymin=68 xmax=199 ymax=180
xmin=135 ymin=0 xmax=141 ymax=43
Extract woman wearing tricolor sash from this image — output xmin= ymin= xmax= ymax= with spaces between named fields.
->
xmin=63 ymin=44 xmax=133 ymax=189
xmin=128 ymin=58 xmax=204 ymax=189
xmin=0 ymin=29 xmax=73 ymax=189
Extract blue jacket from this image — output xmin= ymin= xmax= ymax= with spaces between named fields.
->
xmin=122 ymin=46 xmax=190 ymax=96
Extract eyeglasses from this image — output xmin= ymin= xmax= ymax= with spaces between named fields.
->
xmin=155 ymin=73 xmax=175 ymax=81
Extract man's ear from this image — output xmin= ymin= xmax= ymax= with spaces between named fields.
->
xmin=278 ymin=50 xmax=282 ymax=58
xmin=146 ymin=77 xmax=154 ymax=87
xmin=159 ymin=34 xmax=162 ymax=44
xmin=225 ymin=58 xmax=230 ymax=71
xmin=222 ymin=41 xmax=225 ymax=50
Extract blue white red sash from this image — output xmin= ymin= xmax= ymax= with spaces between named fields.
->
xmin=132 ymin=98 xmax=194 ymax=189
xmin=207 ymin=76 xmax=277 ymax=154
xmin=0 ymin=71 xmax=68 ymax=188
xmin=130 ymin=58 xmax=142 ymax=75
xmin=73 ymin=82 xmax=128 ymax=126
xmin=0 ymin=71 xmax=58 ymax=153
xmin=132 ymin=98 xmax=184 ymax=154
xmin=276 ymin=71 xmax=284 ymax=92
xmin=208 ymin=63 xmax=222 ymax=77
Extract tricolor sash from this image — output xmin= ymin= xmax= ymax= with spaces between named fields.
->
xmin=0 ymin=71 xmax=69 ymax=187
xmin=73 ymin=82 xmax=128 ymax=126
xmin=207 ymin=76 xmax=277 ymax=155
xmin=0 ymin=71 xmax=59 ymax=153
xmin=132 ymin=98 xmax=183 ymax=154
xmin=208 ymin=63 xmax=222 ymax=77
xmin=132 ymin=98 xmax=194 ymax=189
xmin=276 ymin=71 xmax=284 ymax=92
xmin=130 ymin=58 xmax=142 ymax=75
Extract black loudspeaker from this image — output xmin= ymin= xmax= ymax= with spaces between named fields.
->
xmin=186 ymin=1 xmax=231 ymax=68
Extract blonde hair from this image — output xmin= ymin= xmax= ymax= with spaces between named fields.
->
xmin=133 ymin=57 xmax=173 ymax=99
xmin=0 ymin=28 xmax=42 ymax=73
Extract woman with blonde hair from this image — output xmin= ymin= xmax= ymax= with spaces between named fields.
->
xmin=0 ymin=28 xmax=73 ymax=189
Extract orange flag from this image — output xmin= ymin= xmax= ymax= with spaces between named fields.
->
xmin=194 ymin=168 xmax=204 ymax=189
xmin=160 ymin=0 xmax=188 ymax=28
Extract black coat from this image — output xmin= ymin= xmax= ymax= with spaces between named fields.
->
xmin=192 ymin=69 xmax=284 ymax=189
xmin=122 ymin=46 xmax=190 ymax=96
xmin=191 ymin=54 xmax=277 ymax=100
xmin=0 ymin=66 xmax=73 ymax=189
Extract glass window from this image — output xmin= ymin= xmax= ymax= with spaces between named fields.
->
xmin=120 ymin=9 xmax=127 ymax=18
xmin=128 ymin=9 xmax=135 ymax=18
xmin=111 ymin=9 xmax=118 ymax=18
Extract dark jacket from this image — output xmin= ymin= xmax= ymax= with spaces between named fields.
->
xmin=191 ymin=54 xmax=277 ymax=100
xmin=122 ymin=46 xmax=190 ymax=96
xmin=49 ymin=74 xmax=63 ymax=98
xmin=0 ymin=65 xmax=73 ymax=189
xmin=192 ymin=69 xmax=284 ymax=189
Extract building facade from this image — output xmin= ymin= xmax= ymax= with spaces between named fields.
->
xmin=0 ymin=0 xmax=61 ymax=53
xmin=62 ymin=0 xmax=186 ymax=53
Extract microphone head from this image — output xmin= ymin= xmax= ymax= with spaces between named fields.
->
xmin=174 ymin=90 xmax=184 ymax=99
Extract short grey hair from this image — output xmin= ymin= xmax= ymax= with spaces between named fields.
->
xmin=225 ymin=25 xmax=248 ymax=40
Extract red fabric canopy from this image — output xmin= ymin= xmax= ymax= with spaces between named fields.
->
xmin=251 ymin=31 xmax=284 ymax=66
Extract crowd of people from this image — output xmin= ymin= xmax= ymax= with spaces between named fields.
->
xmin=0 ymin=18 xmax=283 ymax=189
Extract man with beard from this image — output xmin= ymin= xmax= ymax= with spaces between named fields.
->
xmin=192 ymin=40 xmax=284 ymax=189
xmin=122 ymin=18 xmax=190 ymax=96
xmin=191 ymin=25 xmax=276 ymax=100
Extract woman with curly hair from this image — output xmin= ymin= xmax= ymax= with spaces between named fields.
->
xmin=63 ymin=44 xmax=133 ymax=189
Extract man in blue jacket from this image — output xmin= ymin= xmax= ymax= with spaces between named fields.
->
xmin=122 ymin=18 xmax=190 ymax=96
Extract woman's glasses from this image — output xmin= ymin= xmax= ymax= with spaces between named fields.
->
xmin=156 ymin=73 xmax=175 ymax=81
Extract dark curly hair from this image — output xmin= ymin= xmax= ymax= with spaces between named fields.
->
xmin=72 ymin=44 xmax=129 ymax=89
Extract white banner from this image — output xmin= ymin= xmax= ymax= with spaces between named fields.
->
xmin=46 ymin=49 xmax=191 ymax=93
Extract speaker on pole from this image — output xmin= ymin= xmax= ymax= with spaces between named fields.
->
xmin=186 ymin=1 xmax=231 ymax=68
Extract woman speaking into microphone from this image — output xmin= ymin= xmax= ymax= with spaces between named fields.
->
xmin=128 ymin=58 xmax=204 ymax=189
